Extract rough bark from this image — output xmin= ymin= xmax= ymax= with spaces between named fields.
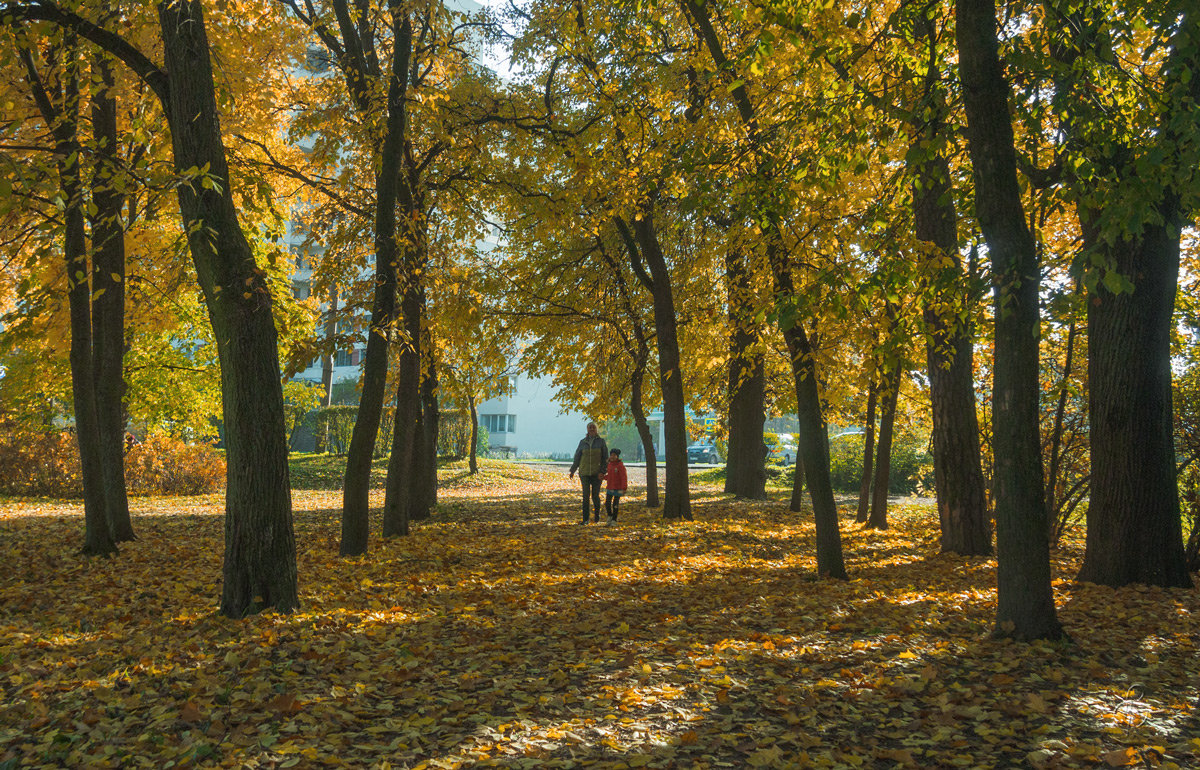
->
xmin=15 ymin=0 xmax=299 ymax=612
xmin=90 ymin=51 xmax=134 ymax=543
xmin=1077 ymin=221 xmax=1191 ymax=587
xmin=723 ymin=248 xmax=767 ymax=500
xmin=957 ymin=0 xmax=1061 ymax=639
xmin=1063 ymin=10 xmax=1198 ymax=589
xmin=155 ymin=0 xmax=297 ymax=615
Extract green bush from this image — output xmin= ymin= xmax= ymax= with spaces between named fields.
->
xmin=826 ymin=434 xmax=934 ymax=495
xmin=306 ymin=405 xmax=358 ymax=454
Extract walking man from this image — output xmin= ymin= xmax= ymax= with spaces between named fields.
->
xmin=568 ymin=422 xmax=608 ymax=524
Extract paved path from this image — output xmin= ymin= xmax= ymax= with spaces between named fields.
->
xmin=516 ymin=460 xmax=723 ymax=490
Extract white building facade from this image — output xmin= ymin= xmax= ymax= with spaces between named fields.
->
xmin=476 ymin=374 xmax=591 ymax=459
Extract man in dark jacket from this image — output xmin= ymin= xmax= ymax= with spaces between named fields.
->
xmin=568 ymin=422 xmax=608 ymax=524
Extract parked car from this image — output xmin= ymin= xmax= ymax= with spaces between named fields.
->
xmin=770 ymin=442 xmax=797 ymax=464
xmin=687 ymin=443 xmax=721 ymax=464
xmin=767 ymin=433 xmax=797 ymax=464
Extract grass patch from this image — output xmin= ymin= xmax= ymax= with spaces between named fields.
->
xmin=289 ymin=453 xmax=562 ymax=491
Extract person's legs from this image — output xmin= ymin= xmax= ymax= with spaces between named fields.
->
xmin=608 ymin=491 xmax=621 ymax=522
xmin=604 ymin=491 xmax=614 ymax=522
xmin=580 ymin=475 xmax=591 ymax=523
xmin=588 ymin=476 xmax=602 ymax=522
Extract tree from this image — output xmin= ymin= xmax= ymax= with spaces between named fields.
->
xmin=1037 ymin=0 xmax=1197 ymax=588
xmin=956 ymin=0 xmax=1063 ymax=640
xmin=279 ymin=0 xmax=412 ymax=553
xmin=6 ymin=0 xmax=300 ymax=616
xmin=17 ymin=30 xmax=116 ymax=556
xmin=88 ymin=44 xmax=134 ymax=542
xmin=680 ymin=0 xmax=845 ymax=576
xmin=498 ymin=0 xmax=710 ymax=520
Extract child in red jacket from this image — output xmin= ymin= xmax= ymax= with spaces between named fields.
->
xmin=600 ymin=448 xmax=628 ymax=526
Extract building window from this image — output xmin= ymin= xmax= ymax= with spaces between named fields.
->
xmin=335 ymin=348 xmax=355 ymax=367
xmin=480 ymin=414 xmax=516 ymax=433
xmin=293 ymin=280 xmax=310 ymax=300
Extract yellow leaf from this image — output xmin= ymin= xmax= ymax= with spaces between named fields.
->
xmin=1102 ymin=748 xmax=1138 ymax=767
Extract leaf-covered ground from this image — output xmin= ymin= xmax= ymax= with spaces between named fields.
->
xmin=2 ymin=463 xmax=1199 ymax=769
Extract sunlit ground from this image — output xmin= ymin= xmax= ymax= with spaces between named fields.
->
xmin=2 ymin=467 xmax=1198 ymax=768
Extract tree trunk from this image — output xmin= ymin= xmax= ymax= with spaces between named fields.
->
xmin=468 ymin=393 xmax=479 ymax=475
xmin=17 ymin=0 xmax=298 ymax=611
xmin=160 ymin=0 xmax=296 ymax=616
xmin=632 ymin=210 xmax=691 ymax=521
xmin=340 ymin=14 xmax=412 ymax=555
xmin=90 ymin=51 xmax=134 ymax=543
xmin=316 ymin=284 xmax=338 ymax=454
xmin=784 ymin=322 xmax=847 ymax=578
xmin=723 ymin=249 xmax=766 ymax=499
xmin=957 ymin=0 xmax=1061 ymax=639
xmin=681 ymin=0 xmax=839 ymax=564
xmin=856 ymin=381 xmax=877 ymax=523
xmin=630 ymin=350 xmax=660 ymax=508
xmin=1063 ymin=9 xmax=1198 ymax=589
xmin=22 ymin=37 xmax=115 ymax=556
xmin=383 ymin=280 xmax=422 ymax=537
xmin=789 ymin=454 xmax=805 ymax=513
xmin=415 ymin=324 xmax=438 ymax=519
xmin=1077 ymin=221 xmax=1191 ymax=587
xmin=913 ymin=152 xmax=991 ymax=555
xmin=867 ymin=366 xmax=901 ymax=530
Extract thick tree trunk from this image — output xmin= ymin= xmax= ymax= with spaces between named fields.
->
xmin=913 ymin=153 xmax=991 ymax=555
xmin=340 ymin=15 xmax=411 ymax=555
xmin=159 ymin=0 xmax=297 ymax=616
xmin=957 ymin=0 xmax=1061 ymax=639
xmin=867 ymin=367 xmax=901 ymax=530
xmin=632 ymin=211 xmax=691 ymax=521
xmin=723 ymin=249 xmax=766 ymax=499
xmin=90 ymin=53 xmax=134 ymax=543
xmin=1078 ymin=222 xmax=1191 ymax=587
xmin=856 ymin=382 xmax=877 ymax=524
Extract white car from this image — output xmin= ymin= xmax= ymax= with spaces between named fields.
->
xmin=770 ymin=441 xmax=797 ymax=464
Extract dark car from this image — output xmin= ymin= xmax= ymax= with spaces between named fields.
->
xmin=687 ymin=443 xmax=721 ymax=464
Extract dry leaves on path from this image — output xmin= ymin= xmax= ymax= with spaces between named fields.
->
xmin=2 ymin=467 xmax=1199 ymax=769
